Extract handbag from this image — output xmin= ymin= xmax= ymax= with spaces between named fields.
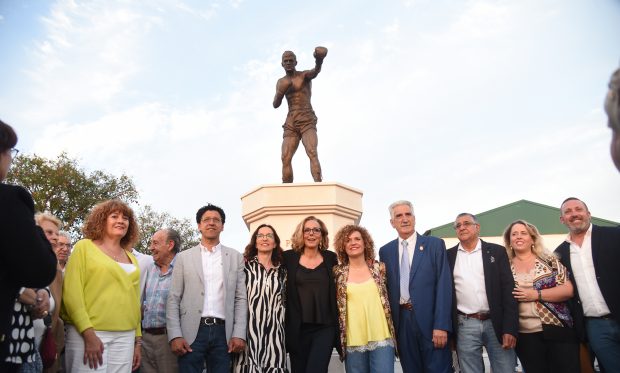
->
xmin=39 ymin=325 xmax=57 ymax=369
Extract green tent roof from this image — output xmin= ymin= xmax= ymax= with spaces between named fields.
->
xmin=426 ymin=199 xmax=618 ymax=238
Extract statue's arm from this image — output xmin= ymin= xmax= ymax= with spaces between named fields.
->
xmin=273 ymin=78 xmax=289 ymax=108
xmin=306 ymin=47 xmax=327 ymax=80
xmin=305 ymin=59 xmax=323 ymax=80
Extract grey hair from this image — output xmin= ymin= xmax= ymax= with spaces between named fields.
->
xmin=454 ymin=213 xmax=479 ymax=228
xmin=164 ymin=228 xmax=182 ymax=253
xmin=389 ymin=200 xmax=414 ymax=218
xmin=58 ymin=230 xmax=71 ymax=242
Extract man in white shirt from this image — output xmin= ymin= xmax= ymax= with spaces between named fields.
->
xmin=166 ymin=204 xmax=247 ymax=373
xmin=555 ymin=197 xmax=620 ymax=372
xmin=447 ymin=213 xmax=517 ymax=373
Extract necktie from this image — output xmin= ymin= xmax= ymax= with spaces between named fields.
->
xmin=400 ymin=240 xmax=410 ymax=302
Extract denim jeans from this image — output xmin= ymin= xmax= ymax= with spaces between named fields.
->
xmin=586 ymin=317 xmax=620 ymax=372
xmin=456 ymin=315 xmax=516 ymax=373
xmin=345 ymin=342 xmax=395 ymax=373
xmin=178 ymin=324 xmax=230 ymax=373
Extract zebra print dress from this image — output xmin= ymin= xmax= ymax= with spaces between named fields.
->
xmin=233 ymin=257 xmax=288 ymax=373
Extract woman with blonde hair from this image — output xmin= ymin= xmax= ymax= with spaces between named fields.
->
xmin=332 ymin=224 xmax=396 ymax=373
xmin=503 ymin=220 xmax=579 ymax=373
xmin=282 ymin=216 xmax=340 ymax=373
xmin=61 ymin=199 xmax=142 ymax=372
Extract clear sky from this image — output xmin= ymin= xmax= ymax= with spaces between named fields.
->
xmin=1 ymin=0 xmax=619 ymax=250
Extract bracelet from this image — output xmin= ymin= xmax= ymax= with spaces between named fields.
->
xmin=537 ymin=289 xmax=542 ymax=302
xmin=135 ymin=338 xmax=143 ymax=346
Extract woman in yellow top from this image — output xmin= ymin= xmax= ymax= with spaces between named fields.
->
xmin=333 ymin=225 xmax=397 ymax=373
xmin=61 ymin=200 xmax=142 ymax=372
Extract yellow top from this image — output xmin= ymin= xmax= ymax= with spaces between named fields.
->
xmin=345 ymin=278 xmax=391 ymax=347
xmin=60 ymin=239 xmax=142 ymax=336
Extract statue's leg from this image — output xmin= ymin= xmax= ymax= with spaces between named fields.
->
xmin=282 ymin=136 xmax=300 ymax=183
xmin=301 ymin=129 xmax=322 ymax=182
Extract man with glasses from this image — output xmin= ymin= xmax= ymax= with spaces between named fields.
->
xmin=447 ymin=213 xmax=517 ymax=373
xmin=57 ymin=231 xmax=72 ymax=272
xmin=166 ymin=204 xmax=247 ymax=373
xmin=379 ymin=200 xmax=452 ymax=373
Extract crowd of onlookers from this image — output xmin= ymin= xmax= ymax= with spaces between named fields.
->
xmin=1 ymin=67 xmax=619 ymax=373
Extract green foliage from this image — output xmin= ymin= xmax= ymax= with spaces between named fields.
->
xmin=7 ymin=152 xmax=139 ymax=240
xmin=135 ymin=205 xmax=200 ymax=254
xmin=6 ymin=152 xmax=199 ymax=251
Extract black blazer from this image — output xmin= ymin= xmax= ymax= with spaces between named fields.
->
xmin=0 ymin=184 xmax=57 ymax=351
xmin=282 ymin=249 xmax=341 ymax=356
xmin=555 ymin=225 xmax=620 ymax=341
xmin=447 ymin=240 xmax=518 ymax=343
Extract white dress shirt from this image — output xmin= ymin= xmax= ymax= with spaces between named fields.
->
xmin=567 ymin=224 xmax=611 ymax=317
xmin=453 ymin=239 xmax=490 ymax=314
xmin=200 ymin=243 xmax=226 ymax=319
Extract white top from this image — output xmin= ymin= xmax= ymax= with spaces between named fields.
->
xmin=117 ymin=261 xmax=137 ymax=274
xmin=398 ymin=234 xmax=417 ymax=304
xmin=567 ymin=224 xmax=611 ymax=317
xmin=200 ymin=243 xmax=226 ymax=319
xmin=453 ymin=239 xmax=490 ymax=314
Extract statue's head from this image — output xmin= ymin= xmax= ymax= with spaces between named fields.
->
xmin=606 ymin=68 xmax=620 ymax=172
xmin=281 ymin=51 xmax=297 ymax=72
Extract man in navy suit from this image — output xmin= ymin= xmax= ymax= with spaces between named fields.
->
xmin=447 ymin=213 xmax=517 ymax=373
xmin=379 ymin=200 xmax=453 ymax=373
xmin=555 ymin=198 xmax=620 ymax=372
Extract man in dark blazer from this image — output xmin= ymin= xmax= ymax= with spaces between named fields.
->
xmin=447 ymin=213 xmax=517 ymax=373
xmin=555 ymin=197 xmax=620 ymax=372
xmin=379 ymin=200 xmax=452 ymax=373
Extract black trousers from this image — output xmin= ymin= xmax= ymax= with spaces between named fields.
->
xmin=289 ymin=323 xmax=336 ymax=373
xmin=516 ymin=331 xmax=580 ymax=373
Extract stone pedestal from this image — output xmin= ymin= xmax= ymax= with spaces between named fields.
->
xmin=241 ymin=182 xmax=363 ymax=249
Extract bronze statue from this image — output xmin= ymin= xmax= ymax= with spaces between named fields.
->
xmin=273 ymin=47 xmax=327 ymax=183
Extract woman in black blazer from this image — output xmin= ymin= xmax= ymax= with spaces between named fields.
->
xmin=0 ymin=120 xmax=57 ymax=370
xmin=283 ymin=216 xmax=340 ymax=373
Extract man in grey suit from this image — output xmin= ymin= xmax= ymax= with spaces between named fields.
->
xmin=166 ymin=203 xmax=247 ymax=373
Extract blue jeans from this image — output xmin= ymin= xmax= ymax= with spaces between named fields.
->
xmin=456 ymin=315 xmax=515 ymax=373
xmin=178 ymin=324 xmax=230 ymax=373
xmin=345 ymin=342 xmax=395 ymax=373
xmin=586 ymin=317 xmax=620 ymax=372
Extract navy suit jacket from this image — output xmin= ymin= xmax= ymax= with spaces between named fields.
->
xmin=379 ymin=233 xmax=453 ymax=342
xmin=447 ymin=240 xmax=518 ymax=343
xmin=555 ymin=225 xmax=620 ymax=341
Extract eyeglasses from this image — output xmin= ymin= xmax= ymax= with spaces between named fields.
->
xmin=256 ymin=233 xmax=274 ymax=240
xmin=10 ymin=148 xmax=19 ymax=158
xmin=303 ymin=227 xmax=322 ymax=235
xmin=454 ymin=221 xmax=477 ymax=230
xmin=201 ymin=217 xmax=222 ymax=224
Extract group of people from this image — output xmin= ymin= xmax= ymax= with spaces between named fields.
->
xmin=1 ymin=65 xmax=619 ymax=373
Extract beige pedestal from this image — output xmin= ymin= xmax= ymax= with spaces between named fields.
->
xmin=241 ymin=182 xmax=363 ymax=249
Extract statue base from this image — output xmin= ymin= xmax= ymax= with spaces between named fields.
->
xmin=241 ymin=182 xmax=363 ymax=250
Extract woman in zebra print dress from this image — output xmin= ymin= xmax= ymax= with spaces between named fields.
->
xmin=233 ymin=224 xmax=288 ymax=373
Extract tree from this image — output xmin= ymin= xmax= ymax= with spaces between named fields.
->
xmin=135 ymin=205 xmax=200 ymax=254
xmin=6 ymin=152 xmax=139 ymax=240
